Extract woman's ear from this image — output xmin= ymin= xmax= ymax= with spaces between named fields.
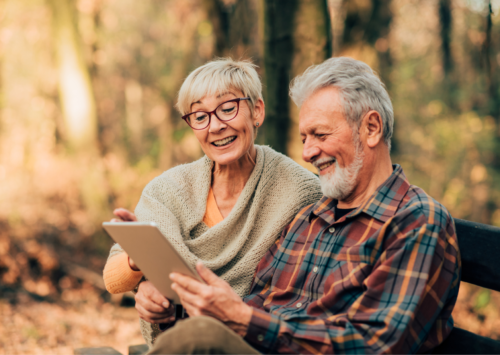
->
xmin=362 ymin=110 xmax=384 ymax=148
xmin=253 ymin=98 xmax=265 ymax=127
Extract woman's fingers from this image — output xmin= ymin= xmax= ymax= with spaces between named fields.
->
xmin=137 ymin=281 xmax=172 ymax=308
xmin=113 ymin=208 xmax=137 ymax=222
xmin=135 ymin=302 xmax=175 ymax=324
xmin=128 ymin=257 xmax=140 ymax=271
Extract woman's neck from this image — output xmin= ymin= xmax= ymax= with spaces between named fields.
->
xmin=211 ymin=146 xmax=257 ymax=218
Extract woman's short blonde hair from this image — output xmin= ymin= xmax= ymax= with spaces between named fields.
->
xmin=176 ymin=58 xmax=263 ymax=116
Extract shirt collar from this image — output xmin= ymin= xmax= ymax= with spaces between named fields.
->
xmin=309 ymin=164 xmax=411 ymax=224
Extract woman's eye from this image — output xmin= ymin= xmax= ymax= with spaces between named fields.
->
xmin=195 ymin=114 xmax=208 ymax=121
xmin=222 ymin=107 xmax=235 ymax=113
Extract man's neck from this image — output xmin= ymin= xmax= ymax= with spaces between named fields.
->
xmin=337 ymin=153 xmax=393 ymax=209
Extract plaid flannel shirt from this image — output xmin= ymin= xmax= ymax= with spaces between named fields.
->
xmin=243 ymin=165 xmax=461 ymax=354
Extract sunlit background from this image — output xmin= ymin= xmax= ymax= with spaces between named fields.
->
xmin=1 ymin=0 xmax=500 ymax=353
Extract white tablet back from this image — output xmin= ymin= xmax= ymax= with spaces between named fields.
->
xmin=102 ymin=222 xmax=203 ymax=304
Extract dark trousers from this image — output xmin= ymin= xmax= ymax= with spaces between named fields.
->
xmin=147 ymin=316 xmax=261 ymax=354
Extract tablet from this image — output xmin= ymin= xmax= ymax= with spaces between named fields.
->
xmin=102 ymin=222 xmax=204 ymax=304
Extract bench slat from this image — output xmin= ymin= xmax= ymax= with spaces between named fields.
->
xmin=433 ymin=327 xmax=500 ymax=354
xmin=454 ymin=218 xmax=500 ymax=292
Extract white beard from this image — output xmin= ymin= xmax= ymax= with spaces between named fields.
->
xmin=315 ymin=150 xmax=364 ymax=201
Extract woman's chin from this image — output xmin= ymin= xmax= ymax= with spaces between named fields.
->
xmin=210 ymin=146 xmax=251 ymax=166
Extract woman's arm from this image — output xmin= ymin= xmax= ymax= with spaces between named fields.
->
xmin=103 ymin=208 xmax=144 ymax=294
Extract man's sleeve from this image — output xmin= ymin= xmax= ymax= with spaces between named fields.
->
xmin=243 ymin=213 xmax=460 ymax=354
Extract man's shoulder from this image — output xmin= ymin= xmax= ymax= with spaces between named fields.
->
xmin=397 ymin=184 xmax=453 ymax=230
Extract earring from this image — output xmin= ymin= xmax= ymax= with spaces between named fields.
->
xmin=255 ymin=122 xmax=259 ymax=127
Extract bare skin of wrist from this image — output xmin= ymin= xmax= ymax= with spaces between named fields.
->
xmin=128 ymin=256 xmax=140 ymax=271
xmin=226 ymin=303 xmax=252 ymax=337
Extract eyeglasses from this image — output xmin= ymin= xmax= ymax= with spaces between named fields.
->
xmin=182 ymin=97 xmax=251 ymax=130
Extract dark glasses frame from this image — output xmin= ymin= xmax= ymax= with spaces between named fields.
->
xmin=181 ymin=97 xmax=251 ymax=130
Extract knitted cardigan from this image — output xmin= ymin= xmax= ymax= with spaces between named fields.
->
xmin=108 ymin=145 xmax=322 ymax=347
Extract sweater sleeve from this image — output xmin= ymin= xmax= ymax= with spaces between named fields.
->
xmin=103 ymin=252 xmax=143 ymax=294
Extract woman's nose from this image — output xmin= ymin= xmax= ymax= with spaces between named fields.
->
xmin=208 ymin=113 xmax=227 ymax=133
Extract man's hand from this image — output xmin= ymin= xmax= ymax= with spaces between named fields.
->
xmin=135 ymin=280 xmax=175 ymax=324
xmin=170 ymin=262 xmax=252 ymax=336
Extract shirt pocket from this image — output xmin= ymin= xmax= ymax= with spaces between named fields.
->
xmin=335 ymin=242 xmax=375 ymax=265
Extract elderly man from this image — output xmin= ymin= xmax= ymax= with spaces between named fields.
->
xmin=148 ymin=57 xmax=461 ymax=354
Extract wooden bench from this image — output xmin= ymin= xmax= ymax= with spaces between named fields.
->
xmin=75 ymin=218 xmax=500 ymax=354
xmin=433 ymin=218 xmax=500 ymax=354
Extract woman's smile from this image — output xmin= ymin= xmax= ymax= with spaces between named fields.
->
xmin=212 ymin=135 xmax=237 ymax=147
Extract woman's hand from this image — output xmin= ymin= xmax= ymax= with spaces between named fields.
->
xmin=110 ymin=208 xmax=140 ymax=271
xmin=111 ymin=208 xmax=138 ymax=222
xmin=135 ymin=281 xmax=175 ymax=324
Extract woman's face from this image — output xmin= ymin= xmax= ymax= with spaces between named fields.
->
xmin=188 ymin=89 xmax=264 ymax=166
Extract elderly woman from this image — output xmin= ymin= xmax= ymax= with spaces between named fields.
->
xmin=103 ymin=58 xmax=322 ymax=347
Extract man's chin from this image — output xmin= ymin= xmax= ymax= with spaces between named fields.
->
xmin=319 ymin=174 xmax=348 ymax=200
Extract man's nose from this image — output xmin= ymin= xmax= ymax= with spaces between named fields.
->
xmin=208 ymin=113 xmax=227 ymax=133
xmin=302 ymin=140 xmax=321 ymax=163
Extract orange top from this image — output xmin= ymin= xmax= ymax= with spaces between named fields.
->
xmin=103 ymin=187 xmax=224 ymax=294
xmin=203 ymin=187 xmax=224 ymax=227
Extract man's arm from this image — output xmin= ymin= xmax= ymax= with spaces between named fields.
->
xmin=169 ymin=225 xmax=287 ymax=337
xmin=243 ymin=216 xmax=460 ymax=354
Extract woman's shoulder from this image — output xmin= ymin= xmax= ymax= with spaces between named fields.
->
xmin=259 ymin=145 xmax=319 ymax=184
xmin=143 ymin=156 xmax=211 ymax=194
xmin=257 ymin=145 xmax=322 ymax=200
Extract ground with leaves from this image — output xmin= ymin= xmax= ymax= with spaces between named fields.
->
xmin=0 ymin=281 xmax=499 ymax=354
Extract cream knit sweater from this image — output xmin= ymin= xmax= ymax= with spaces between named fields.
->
xmin=108 ymin=145 xmax=322 ymax=346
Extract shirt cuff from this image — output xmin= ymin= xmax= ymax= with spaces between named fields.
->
xmin=243 ymin=307 xmax=280 ymax=353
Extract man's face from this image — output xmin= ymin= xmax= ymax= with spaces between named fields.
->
xmin=299 ymin=87 xmax=364 ymax=201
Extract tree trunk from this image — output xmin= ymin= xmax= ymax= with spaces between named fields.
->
xmin=439 ymin=0 xmax=453 ymax=76
xmin=287 ymin=0 xmax=332 ymax=162
xmin=262 ymin=0 xmax=298 ymax=154
xmin=203 ymin=0 xmax=261 ymax=64
xmin=49 ymin=0 xmax=98 ymax=152
xmin=341 ymin=0 xmax=393 ymax=85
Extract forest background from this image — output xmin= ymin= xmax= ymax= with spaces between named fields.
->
xmin=1 ymin=0 xmax=500 ymax=353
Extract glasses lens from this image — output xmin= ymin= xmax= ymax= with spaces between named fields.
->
xmin=216 ymin=101 xmax=238 ymax=121
xmin=187 ymin=112 xmax=210 ymax=129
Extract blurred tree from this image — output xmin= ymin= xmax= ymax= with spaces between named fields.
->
xmin=262 ymin=0 xmax=297 ymax=154
xmin=484 ymin=1 xmax=499 ymax=120
xmin=263 ymin=0 xmax=331 ymax=156
xmin=341 ymin=0 xmax=392 ymax=85
xmin=439 ymin=0 xmax=453 ymax=76
xmin=48 ymin=0 xmax=98 ymax=152
xmin=203 ymin=0 xmax=262 ymax=64
xmin=438 ymin=0 xmax=456 ymax=109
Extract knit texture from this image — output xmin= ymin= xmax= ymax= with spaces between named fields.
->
xmin=103 ymin=253 xmax=143 ymax=294
xmin=107 ymin=145 xmax=322 ymax=347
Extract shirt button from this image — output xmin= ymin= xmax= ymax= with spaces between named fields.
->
xmin=329 ymin=227 xmax=336 ymax=233
xmin=313 ymin=266 xmax=318 ymax=273
xmin=296 ymin=302 xmax=302 ymax=308
xmin=257 ymin=334 xmax=264 ymax=342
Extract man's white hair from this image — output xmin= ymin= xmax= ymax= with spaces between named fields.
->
xmin=176 ymin=58 xmax=263 ymax=116
xmin=289 ymin=57 xmax=394 ymax=150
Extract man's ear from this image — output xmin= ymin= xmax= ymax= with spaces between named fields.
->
xmin=361 ymin=110 xmax=384 ymax=148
